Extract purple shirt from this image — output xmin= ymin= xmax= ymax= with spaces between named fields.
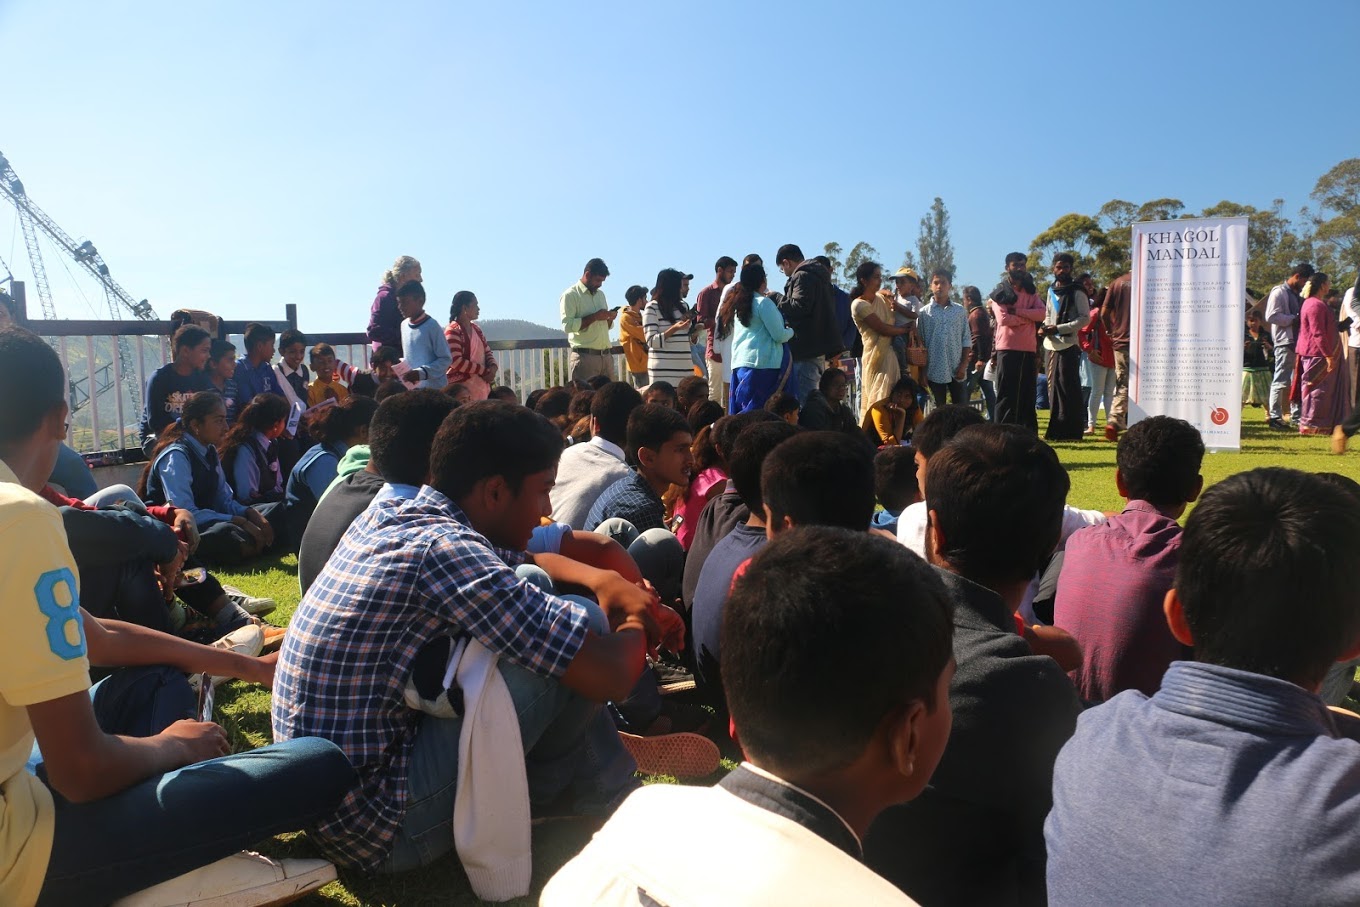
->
xmin=1052 ymin=500 xmax=1189 ymax=702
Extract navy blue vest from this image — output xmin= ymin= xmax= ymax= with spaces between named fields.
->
xmin=146 ymin=439 xmax=219 ymax=510
xmin=223 ymin=436 xmax=281 ymax=503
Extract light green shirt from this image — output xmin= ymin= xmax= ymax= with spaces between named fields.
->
xmin=561 ymin=280 xmax=610 ymax=350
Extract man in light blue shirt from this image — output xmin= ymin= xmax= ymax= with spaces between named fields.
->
xmin=916 ymin=270 xmax=972 ymax=406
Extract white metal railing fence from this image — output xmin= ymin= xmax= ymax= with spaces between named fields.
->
xmin=48 ymin=333 xmax=635 ymax=457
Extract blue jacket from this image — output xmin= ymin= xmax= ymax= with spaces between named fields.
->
xmin=731 ymin=295 xmax=794 ymax=370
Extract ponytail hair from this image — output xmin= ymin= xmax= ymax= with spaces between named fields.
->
xmin=730 ymin=263 xmax=766 ymax=330
xmin=219 ymin=393 xmax=289 ymax=462
xmin=851 ymin=260 xmax=882 ymax=299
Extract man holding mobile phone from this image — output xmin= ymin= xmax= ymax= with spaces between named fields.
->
xmin=562 ymin=258 xmax=616 ymax=383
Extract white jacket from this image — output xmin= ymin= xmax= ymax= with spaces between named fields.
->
xmin=541 ymin=782 xmax=919 ymax=907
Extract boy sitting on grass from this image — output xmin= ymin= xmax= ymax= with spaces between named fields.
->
xmin=0 ymin=326 xmax=353 ymax=907
xmin=544 ymin=526 xmax=955 ymax=906
xmin=1046 ymin=469 xmax=1360 ymax=906
xmin=1053 ymin=415 xmax=1202 ymax=702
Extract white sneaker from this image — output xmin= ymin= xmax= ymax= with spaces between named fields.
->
xmin=110 ymin=851 xmax=336 ymax=906
xmin=222 ymin=585 xmax=277 ymax=618
xmin=188 ymin=623 xmax=264 ymax=692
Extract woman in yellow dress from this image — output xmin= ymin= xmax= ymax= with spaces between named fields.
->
xmin=850 ymin=261 xmax=911 ymax=419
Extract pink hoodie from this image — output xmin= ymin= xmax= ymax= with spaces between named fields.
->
xmin=989 ymin=290 xmax=1046 ymax=353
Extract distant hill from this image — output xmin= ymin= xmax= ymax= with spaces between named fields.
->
xmin=480 ymin=319 xmax=565 ymax=342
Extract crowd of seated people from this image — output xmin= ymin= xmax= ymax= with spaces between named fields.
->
xmin=8 ymin=248 xmax=1360 ymax=907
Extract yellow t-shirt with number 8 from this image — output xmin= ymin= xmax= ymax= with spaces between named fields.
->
xmin=0 ymin=462 xmax=91 ymax=907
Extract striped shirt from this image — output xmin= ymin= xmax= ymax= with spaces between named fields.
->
xmin=271 ymin=486 xmax=593 ymax=870
xmin=642 ymin=302 xmax=696 ymax=385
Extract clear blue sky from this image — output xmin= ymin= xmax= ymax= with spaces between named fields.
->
xmin=3 ymin=0 xmax=1357 ymax=334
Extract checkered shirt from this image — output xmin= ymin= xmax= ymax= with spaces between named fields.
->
xmin=584 ymin=470 xmax=665 ymax=533
xmin=271 ymin=485 xmax=592 ymax=870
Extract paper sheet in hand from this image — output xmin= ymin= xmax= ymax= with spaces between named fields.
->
xmin=286 ymin=400 xmax=305 ymax=436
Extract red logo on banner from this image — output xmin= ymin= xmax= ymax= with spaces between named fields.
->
xmin=1210 ymin=407 xmax=1229 ymax=426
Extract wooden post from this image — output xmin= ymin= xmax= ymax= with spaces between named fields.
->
xmin=286 ymin=303 xmax=298 ymax=331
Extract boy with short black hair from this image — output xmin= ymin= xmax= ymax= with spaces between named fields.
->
xmin=276 ymin=401 xmax=660 ymax=892
xmin=763 ymin=391 xmax=800 ymax=424
xmin=140 ymin=324 xmax=214 ymax=451
xmin=866 ymin=423 xmax=1082 ymax=906
xmin=1053 ymin=415 xmax=1204 ymax=702
xmin=0 ymin=326 xmax=353 ymax=906
xmin=893 ymin=405 xmax=985 ymax=553
xmin=545 ymin=526 xmax=955 ymax=906
xmin=275 ymin=328 xmax=310 ymax=405
xmin=307 ymin=342 xmax=350 ymax=406
xmin=233 ymin=322 xmax=282 ymax=408
xmin=395 ymin=282 xmax=450 ymax=389
xmin=761 ymin=430 xmax=877 ymax=534
xmin=872 ymin=445 xmax=920 ymax=535
xmin=586 ymin=404 xmax=693 ymax=534
xmin=550 ymin=382 xmax=644 ymax=529
xmin=298 ymin=389 xmax=455 ymax=594
xmin=1047 ymin=468 xmax=1360 ymax=906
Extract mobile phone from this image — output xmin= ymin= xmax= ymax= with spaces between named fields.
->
xmin=610 ymin=306 xmax=621 ymax=312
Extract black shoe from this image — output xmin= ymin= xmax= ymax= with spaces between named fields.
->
xmin=652 ymin=658 xmax=697 ymax=695
xmin=1267 ymin=418 xmax=1291 ymax=432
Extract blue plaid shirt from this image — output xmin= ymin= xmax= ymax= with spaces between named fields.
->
xmin=271 ymin=485 xmax=593 ymax=870
xmin=584 ymin=470 xmax=665 ymax=533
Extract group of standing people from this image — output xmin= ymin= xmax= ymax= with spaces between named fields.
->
xmin=564 ymin=248 xmax=1141 ymax=449
xmin=1261 ymin=262 xmax=1356 ymax=439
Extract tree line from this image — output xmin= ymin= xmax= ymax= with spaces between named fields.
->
xmin=822 ymin=158 xmax=1359 ymax=299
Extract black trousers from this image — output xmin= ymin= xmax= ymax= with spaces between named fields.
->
xmin=929 ymin=380 xmax=968 ymax=407
xmin=1046 ymin=346 xmax=1086 ymax=441
xmin=995 ymin=349 xmax=1038 ymax=431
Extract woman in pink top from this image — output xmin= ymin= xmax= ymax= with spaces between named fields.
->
xmin=1294 ymin=272 xmax=1352 ymax=434
xmin=444 ymin=290 xmax=497 ymax=401
xmin=674 ymin=402 xmax=727 ymax=550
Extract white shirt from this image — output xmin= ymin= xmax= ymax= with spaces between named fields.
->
xmin=549 ymin=435 xmax=632 ymax=530
xmin=541 ymin=772 xmax=919 ymax=907
xmin=1344 ymin=287 xmax=1359 ymax=349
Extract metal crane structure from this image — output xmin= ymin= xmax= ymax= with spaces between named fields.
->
xmin=0 ymin=150 xmax=157 ymax=419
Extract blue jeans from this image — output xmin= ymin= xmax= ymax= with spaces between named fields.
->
xmin=1269 ymin=345 xmax=1299 ymax=422
xmin=590 ymin=519 xmax=685 ymax=606
xmin=970 ymin=373 xmax=996 ymax=421
xmin=382 ymin=596 xmax=636 ymax=873
xmin=791 ymin=357 xmax=825 ymax=405
xmin=32 ymin=667 xmax=354 ymax=906
xmin=516 ymin=556 xmax=663 ymax=736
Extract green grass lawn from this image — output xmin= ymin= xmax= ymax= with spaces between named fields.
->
xmin=214 ymin=412 xmax=1359 ymax=905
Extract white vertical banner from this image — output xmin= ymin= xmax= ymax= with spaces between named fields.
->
xmin=1129 ymin=216 xmax=1249 ymax=451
